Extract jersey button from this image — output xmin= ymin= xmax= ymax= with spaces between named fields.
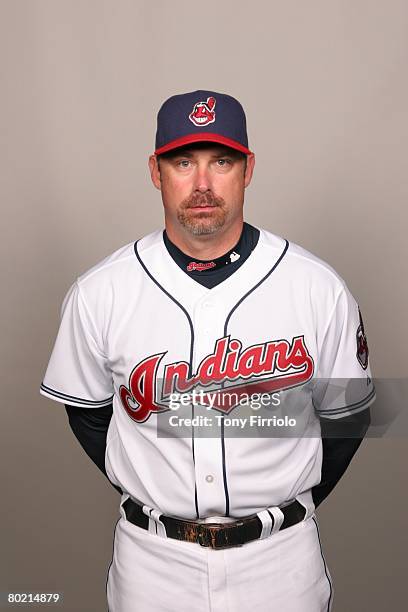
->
xmin=205 ymin=474 xmax=214 ymax=483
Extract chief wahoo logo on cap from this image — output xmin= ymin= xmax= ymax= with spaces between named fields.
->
xmin=189 ymin=96 xmax=216 ymax=126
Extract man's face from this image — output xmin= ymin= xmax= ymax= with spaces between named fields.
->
xmin=149 ymin=143 xmax=255 ymax=237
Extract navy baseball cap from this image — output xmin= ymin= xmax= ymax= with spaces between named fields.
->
xmin=154 ymin=90 xmax=252 ymax=156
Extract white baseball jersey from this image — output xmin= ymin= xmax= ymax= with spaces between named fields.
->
xmin=40 ymin=227 xmax=375 ymax=520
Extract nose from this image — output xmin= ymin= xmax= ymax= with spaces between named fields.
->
xmin=193 ymin=162 xmax=212 ymax=193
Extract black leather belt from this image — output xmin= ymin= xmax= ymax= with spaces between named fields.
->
xmin=122 ymin=498 xmax=306 ymax=549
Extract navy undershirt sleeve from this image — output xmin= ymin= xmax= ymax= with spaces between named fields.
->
xmin=65 ymin=403 xmax=122 ymax=495
xmin=312 ymin=407 xmax=371 ymax=508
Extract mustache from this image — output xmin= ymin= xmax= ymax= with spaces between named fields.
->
xmin=183 ymin=192 xmax=224 ymax=209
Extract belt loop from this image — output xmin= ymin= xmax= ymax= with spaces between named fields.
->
xmin=296 ymin=491 xmax=315 ymax=521
xmin=256 ymin=509 xmax=273 ymax=539
xmin=120 ymin=494 xmax=131 ymax=520
xmin=142 ymin=505 xmax=167 ymax=538
xmin=268 ymin=506 xmax=285 ymax=534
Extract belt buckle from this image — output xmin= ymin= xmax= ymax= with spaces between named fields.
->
xmin=197 ymin=524 xmax=220 ymax=549
xmin=196 ymin=522 xmax=244 ymax=550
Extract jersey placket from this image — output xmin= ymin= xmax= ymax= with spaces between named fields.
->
xmin=191 ymin=296 xmax=228 ymax=518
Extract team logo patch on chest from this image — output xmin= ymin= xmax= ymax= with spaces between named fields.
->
xmin=119 ymin=335 xmax=314 ymax=423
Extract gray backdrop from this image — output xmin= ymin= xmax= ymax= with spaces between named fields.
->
xmin=1 ymin=1 xmax=407 ymax=610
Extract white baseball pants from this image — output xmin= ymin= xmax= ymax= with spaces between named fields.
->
xmin=106 ymin=508 xmax=333 ymax=612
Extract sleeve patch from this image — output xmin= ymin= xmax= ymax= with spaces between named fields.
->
xmin=356 ymin=306 xmax=369 ymax=370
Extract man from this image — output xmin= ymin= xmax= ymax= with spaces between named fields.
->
xmin=40 ymin=90 xmax=375 ymax=611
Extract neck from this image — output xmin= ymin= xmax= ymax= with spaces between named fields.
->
xmin=165 ymin=220 xmax=244 ymax=260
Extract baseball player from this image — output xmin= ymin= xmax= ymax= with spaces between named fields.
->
xmin=40 ymin=90 xmax=375 ymax=612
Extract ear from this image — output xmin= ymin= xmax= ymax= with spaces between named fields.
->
xmin=244 ymin=153 xmax=255 ymax=188
xmin=148 ymin=155 xmax=161 ymax=190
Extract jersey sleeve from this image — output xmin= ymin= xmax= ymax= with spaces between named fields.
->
xmin=40 ymin=281 xmax=114 ymax=408
xmin=312 ymin=282 xmax=376 ymax=419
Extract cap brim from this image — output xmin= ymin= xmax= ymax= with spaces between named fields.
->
xmin=154 ymin=133 xmax=252 ymax=156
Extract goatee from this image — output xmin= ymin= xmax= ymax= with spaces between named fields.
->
xmin=177 ymin=192 xmax=227 ymax=235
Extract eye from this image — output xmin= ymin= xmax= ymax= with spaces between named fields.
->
xmin=176 ymin=160 xmax=191 ymax=168
xmin=216 ymin=158 xmax=231 ymax=167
